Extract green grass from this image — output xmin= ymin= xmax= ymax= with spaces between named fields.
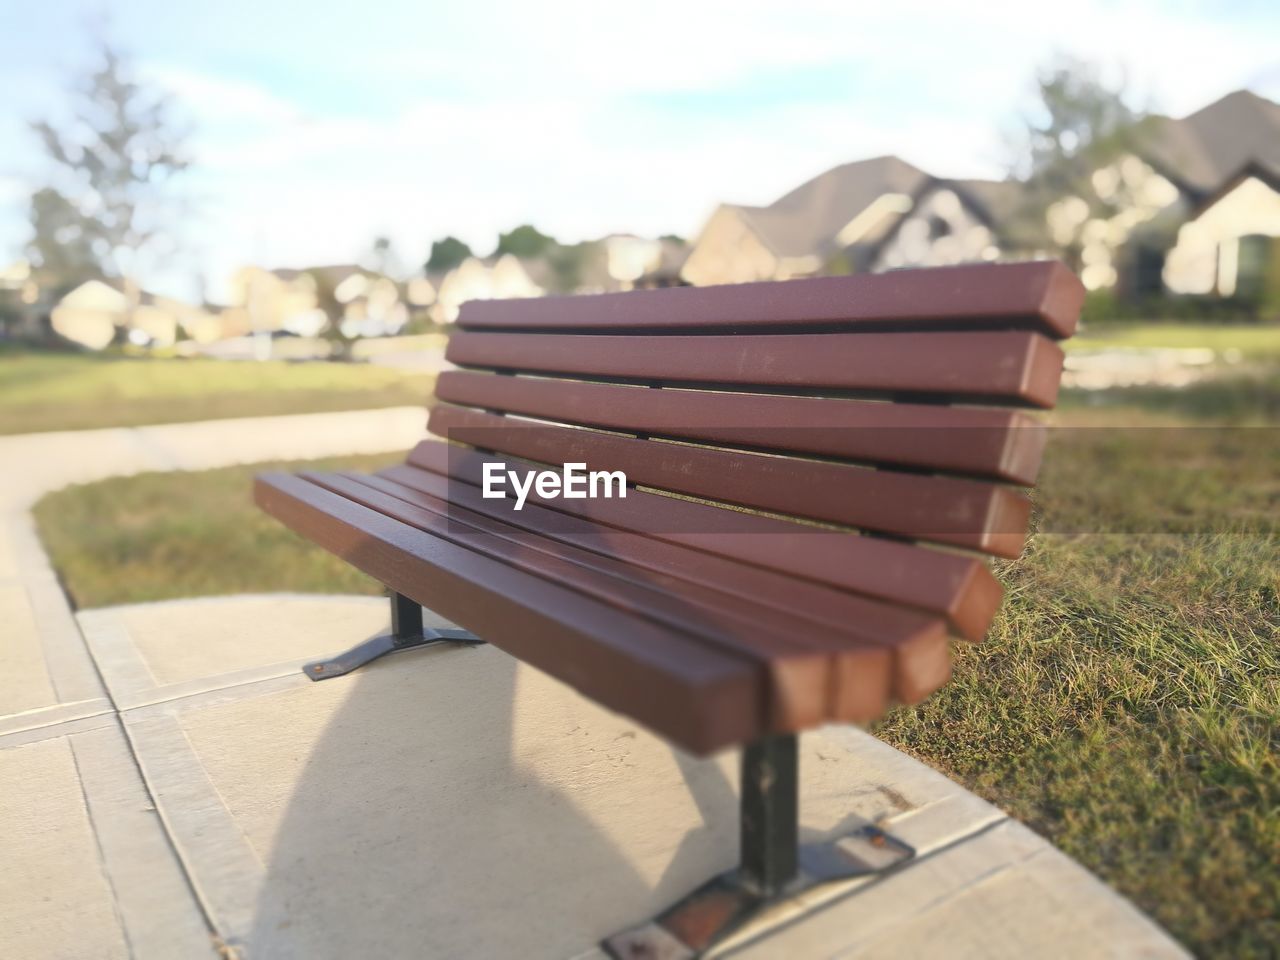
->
xmin=33 ymin=452 xmax=403 ymax=607
xmin=874 ymin=412 xmax=1279 ymax=956
xmin=882 ymin=535 xmax=1277 ymax=956
xmin=0 ymin=348 xmax=433 ymax=435
xmin=30 ymin=397 xmax=1280 ymax=955
xmin=1061 ymin=372 xmax=1280 ymax=423
xmin=1068 ymin=322 xmax=1280 ymax=360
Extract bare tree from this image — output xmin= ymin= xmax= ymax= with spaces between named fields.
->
xmin=27 ymin=41 xmax=190 ymax=297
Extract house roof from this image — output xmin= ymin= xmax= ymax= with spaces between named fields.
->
xmin=56 ymin=277 xmax=215 ymax=314
xmin=1139 ymin=89 xmax=1280 ymax=196
xmin=948 ymin=178 xmax=1025 ymax=226
xmin=730 ymin=155 xmax=931 ymax=259
xmin=90 ymin=276 xmax=162 ymax=306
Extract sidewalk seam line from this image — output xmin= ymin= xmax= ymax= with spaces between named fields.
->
xmin=25 ymin=503 xmax=225 ymax=953
xmin=67 ymin=733 xmax=138 ymax=959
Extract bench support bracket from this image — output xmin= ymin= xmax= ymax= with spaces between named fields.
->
xmin=303 ymin=591 xmax=484 ymax=681
xmin=602 ymin=734 xmax=915 ymax=959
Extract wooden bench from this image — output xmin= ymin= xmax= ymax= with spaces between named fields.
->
xmin=255 ymin=259 xmax=1082 ymax=955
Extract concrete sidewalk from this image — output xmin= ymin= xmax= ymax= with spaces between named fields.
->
xmin=0 ymin=411 xmax=1189 ymax=959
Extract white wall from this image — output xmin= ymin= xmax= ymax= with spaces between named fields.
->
xmin=681 ymin=207 xmax=777 ymax=286
xmin=1164 ymin=176 xmax=1280 ymax=295
xmin=872 ymin=189 xmax=998 ymax=271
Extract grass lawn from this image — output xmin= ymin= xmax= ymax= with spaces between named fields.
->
xmin=33 ymin=451 xmax=404 ymax=606
xmin=1068 ymin=322 xmax=1280 ymax=360
xmin=0 ymin=347 xmax=433 ymax=435
xmin=1060 ymin=371 xmax=1280 ymax=423
xmin=31 ymin=402 xmax=1278 ymax=955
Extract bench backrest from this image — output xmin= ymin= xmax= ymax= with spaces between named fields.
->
xmin=433 ymin=260 xmax=1079 ymax=557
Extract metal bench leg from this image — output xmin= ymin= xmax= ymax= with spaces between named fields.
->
xmin=602 ymin=733 xmax=916 ymax=959
xmin=303 ymin=591 xmax=484 ymax=681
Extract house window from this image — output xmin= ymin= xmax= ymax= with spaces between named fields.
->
xmin=1131 ymin=244 xmax=1166 ymax=297
xmin=1235 ymin=235 xmax=1279 ymax=303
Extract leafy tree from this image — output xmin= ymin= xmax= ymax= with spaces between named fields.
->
xmin=27 ymin=42 xmax=189 ymax=291
xmin=547 ymin=240 xmax=600 ymax=293
xmin=495 ymin=224 xmax=556 ymax=259
xmin=1007 ymin=56 xmax=1151 ymax=266
xmin=1016 ymin=57 xmax=1141 ymax=180
xmin=27 ymin=188 xmax=99 ymax=295
xmin=425 ymin=236 xmax=473 ymax=273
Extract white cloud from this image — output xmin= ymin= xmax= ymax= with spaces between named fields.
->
xmin=144 ymin=65 xmax=303 ymax=125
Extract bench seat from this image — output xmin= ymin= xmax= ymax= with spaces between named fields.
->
xmin=258 ymin=440 xmax=975 ymax=753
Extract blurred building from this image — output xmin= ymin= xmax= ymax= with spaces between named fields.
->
xmin=682 ymin=156 xmax=1016 ymax=286
xmin=49 ymin=279 xmax=221 ymax=350
xmin=683 ymin=90 xmax=1280 ymax=304
xmin=1142 ymin=90 xmax=1280 ymax=299
xmin=226 ymin=264 xmax=418 ymax=339
xmin=427 ymin=254 xmax=544 ymax=324
xmin=426 ymin=237 xmax=689 ymax=323
xmin=603 ymin=234 xmax=690 ymax=289
xmin=1038 ymin=90 xmax=1280 ymax=296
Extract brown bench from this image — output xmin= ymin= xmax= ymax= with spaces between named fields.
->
xmin=255 ymin=259 xmax=1081 ymax=955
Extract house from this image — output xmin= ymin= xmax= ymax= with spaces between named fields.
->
xmin=49 ymin=279 xmax=220 ymax=350
xmin=1142 ymin=91 xmax=1280 ymax=299
xmin=1164 ymin=168 xmax=1280 ymax=300
xmin=869 ymin=178 xmax=1021 ymax=272
xmin=681 ymin=156 xmax=1021 ymax=286
xmin=603 ymin=234 xmax=690 ymax=289
xmin=428 ymin=254 xmax=544 ymax=324
xmin=1000 ymin=89 xmax=1280 ymax=296
xmin=682 ymin=90 xmax=1280 ymax=305
xmin=226 ymin=266 xmax=327 ymax=337
xmin=226 ymin=264 xmax=413 ymax=338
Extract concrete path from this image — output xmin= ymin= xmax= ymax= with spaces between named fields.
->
xmin=0 ymin=411 xmax=1189 ymax=958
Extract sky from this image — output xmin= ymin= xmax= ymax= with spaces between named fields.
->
xmin=2 ymin=0 xmax=1279 ymax=300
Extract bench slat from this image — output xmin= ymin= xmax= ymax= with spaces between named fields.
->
xmin=255 ymin=472 xmax=762 ymax=753
xmin=407 ymin=441 xmax=1003 ymax=641
xmin=310 ymin=471 xmax=906 ymax=728
xmin=429 ymin=405 xmax=1032 ymax=558
xmin=359 ymin=467 xmax=952 ymax=712
xmin=445 ymin=329 xmax=1064 ymax=408
xmin=436 ymin=370 xmax=1048 ymax=484
xmin=375 ymin=463 xmax=951 ymax=706
xmin=457 ymin=260 xmax=1082 ymax=340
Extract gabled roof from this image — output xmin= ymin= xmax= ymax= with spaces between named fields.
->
xmin=729 ymin=155 xmax=930 ymax=259
xmin=56 ymin=277 xmax=207 ymax=311
xmin=948 ymin=178 xmax=1025 ymax=226
xmin=1139 ymin=89 xmax=1280 ymax=196
xmin=82 ymin=276 xmax=163 ymax=306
